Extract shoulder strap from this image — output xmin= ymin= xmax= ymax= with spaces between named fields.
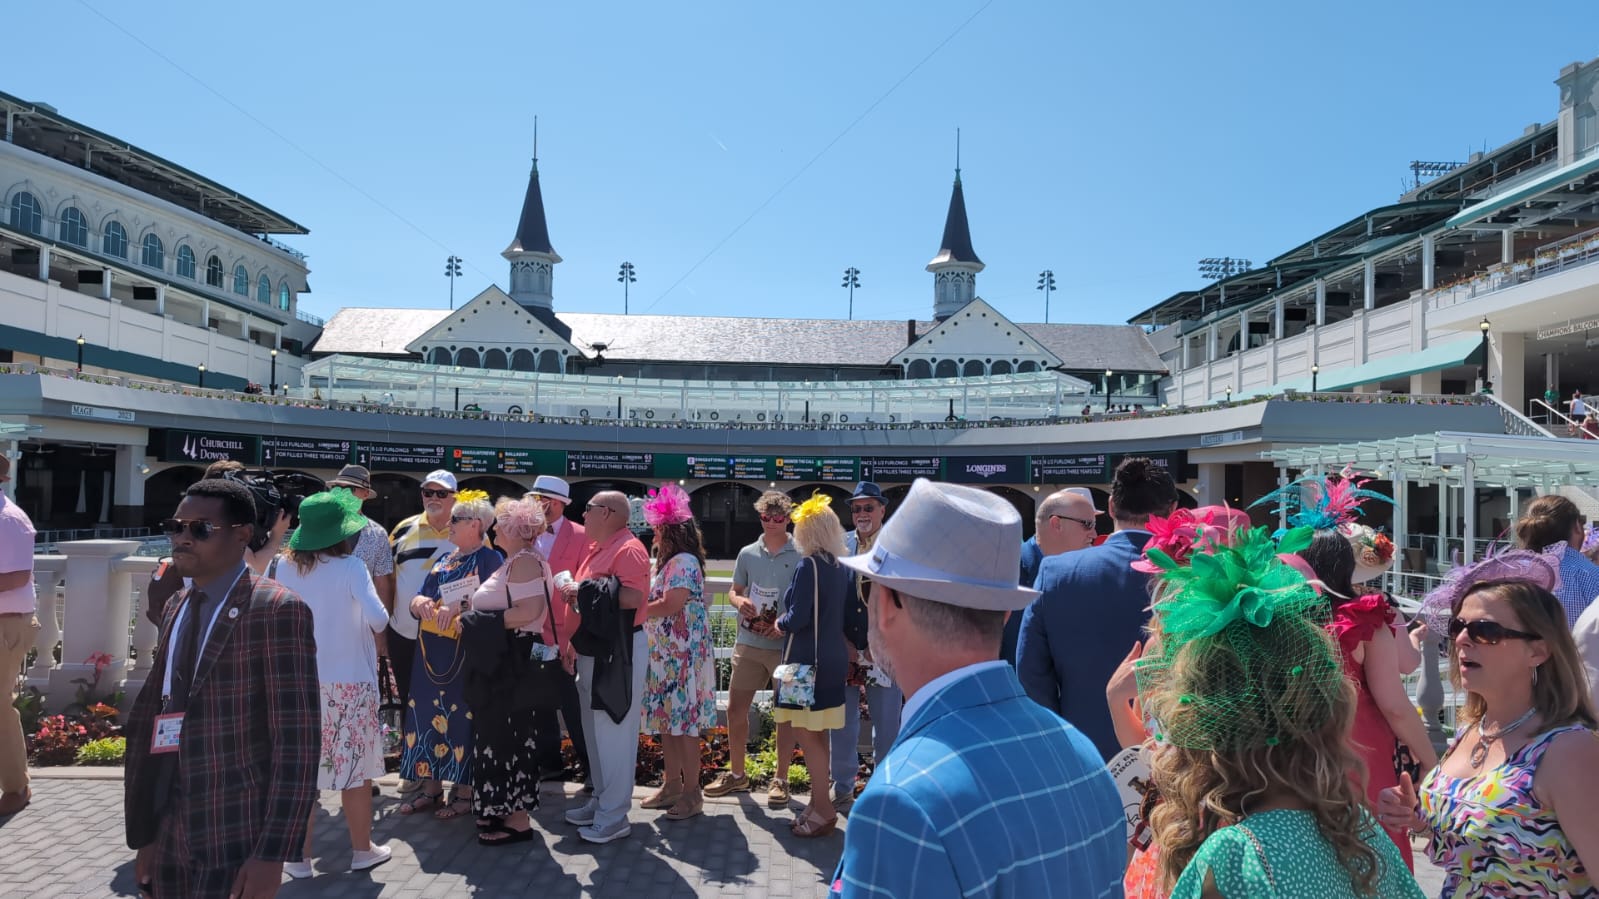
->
xmin=1522 ymin=724 xmax=1588 ymax=764
xmin=266 ymin=556 xmax=280 ymax=580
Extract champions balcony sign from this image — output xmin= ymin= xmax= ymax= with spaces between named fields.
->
xmin=946 ymin=455 xmax=1026 ymax=484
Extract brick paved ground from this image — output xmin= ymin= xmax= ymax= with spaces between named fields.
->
xmin=1 ymin=771 xmax=1445 ymax=897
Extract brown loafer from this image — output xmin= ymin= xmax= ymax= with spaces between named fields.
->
xmin=790 ymin=809 xmax=837 ymax=838
xmin=0 ymin=787 xmax=31 ymax=816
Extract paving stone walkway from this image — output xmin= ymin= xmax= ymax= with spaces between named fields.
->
xmin=1 ymin=770 xmax=1444 ymax=897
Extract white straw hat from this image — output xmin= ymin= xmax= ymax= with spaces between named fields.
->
xmin=840 ymin=478 xmax=1038 ymax=612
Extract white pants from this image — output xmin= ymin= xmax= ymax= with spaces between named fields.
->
xmin=575 ymin=630 xmax=647 ymax=831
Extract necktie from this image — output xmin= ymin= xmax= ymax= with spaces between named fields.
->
xmin=168 ymin=589 xmax=208 ymax=712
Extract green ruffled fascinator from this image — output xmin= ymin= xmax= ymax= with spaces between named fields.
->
xmin=1135 ymin=525 xmax=1343 ymax=752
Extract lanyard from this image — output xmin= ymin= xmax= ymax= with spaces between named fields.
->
xmin=160 ymin=567 xmax=246 ymax=702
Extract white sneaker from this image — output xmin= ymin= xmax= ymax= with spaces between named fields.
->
xmin=578 ymin=820 xmax=632 ymax=844
xmin=282 ymin=860 xmax=313 ymax=880
xmin=564 ymin=800 xmax=597 ymax=827
xmin=350 ymin=843 xmax=392 ymax=872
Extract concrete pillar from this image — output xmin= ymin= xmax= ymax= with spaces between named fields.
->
xmin=38 ymin=245 xmax=50 ymax=281
xmin=201 ymin=297 xmax=210 ymax=328
xmin=1196 ymin=462 xmax=1227 ymax=506
xmin=100 ymin=268 xmax=112 ymax=300
xmin=1237 ymin=311 xmax=1248 ymax=353
xmin=1410 ymin=370 xmax=1443 ymax=395
xmin=1422 ymin=234 xmax=1436 ymax=290
xmin=48 ymin=540 xmax=140 ymax=709
xmin=112 ymin=445 xmax=146 ymax=527
xmin=155 ymin=283 xmax=165 ymax=316
xmin=1493 ymin=329 xmax=1526 ymax=409
xmin=1208 ymin=323 xmax=1220 ymax=363
xmin=1314 ymin=279 xmax=1327 ymax=326
xmin=1182 ymin=335 xmax=1192 ymax=369
xmin=1363 ymin=259 xmax=1376 ymax=310
xmin=1273 ymin=296 xmax=1285 ymax=340
xmin=1502 ymin=229 xmax=1516 ymax=265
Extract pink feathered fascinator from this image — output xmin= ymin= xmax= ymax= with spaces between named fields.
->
xmin=1416 ymin=549 xmax=1562 ymax=638
xmin=1132 ymin=505 xmax=1252 ymax=574
xmin=642 ymin=483 xmax=694 ymax=527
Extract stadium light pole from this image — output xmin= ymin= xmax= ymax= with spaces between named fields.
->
xmin=1037 ymin=270 xmax=1055 ymax=323
xmin=841 ymin=267 xmax=860 ymax=320
xmin=618 ymin=262 xmax=637 ymax=315
xmin=445 ymin=255 xmax=463 ymax=309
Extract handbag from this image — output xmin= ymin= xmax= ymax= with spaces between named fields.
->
xmin=773 ymin=562 xmax=820 ymax=707
xmin=519 ymin=557 xmax=565 ymax=712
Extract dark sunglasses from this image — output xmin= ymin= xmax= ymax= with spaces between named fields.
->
xmin=1050 ymin=514 xmax=1094 ymax=529
xmin=759 ymin=513 xmax=788 ymax=523
xmin=584 ymin=503 xmax=613 ymax=514
xmin=1448 ymin=617 xmax=1540 ymax=645
xmin=449 ymin=514 xmax=478 ymax=524
xmin=160 ymin=518 xmax=246 ymax=540
xmin=849 ymin=503 xmax=881 ymax=514
xmin=421 ymin=488 xmax=454 ymax=499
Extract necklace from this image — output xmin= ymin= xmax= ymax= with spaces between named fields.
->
xmin=1470 ymin=706 xmax=1537 ymax=768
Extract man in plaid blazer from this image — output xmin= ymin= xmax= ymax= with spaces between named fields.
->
xmin=833 ymin=479 xmax=1123 ymax=898
xmin=125 ymin=479 xmax=319 ymax=898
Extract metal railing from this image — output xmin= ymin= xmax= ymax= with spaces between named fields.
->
xmin=1486 ymin=393 xmax=1556 ymax=438
xmin=1427 ymin=229 xmax=1599 ymax=313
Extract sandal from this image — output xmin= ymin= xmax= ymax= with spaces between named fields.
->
xmin=478 ymin=825 xmax=534 ymax=847
xmin=664 ymin=793 xmax=704 ymax=821
xmin=790 ymin=809 xmax=837 ymax=839
xmin=434 ymin=789 xmax=473 ymax=820
xmin=640 ymin=789 xmax=684 ymax=810
xmin=476 ymin=815 xmax=503 ymax=832
xmin=398 ymin=787 xmax=444 ymax=816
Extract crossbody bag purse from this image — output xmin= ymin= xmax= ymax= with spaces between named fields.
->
xmin=772 ymin=562 xmax=820 ymax=707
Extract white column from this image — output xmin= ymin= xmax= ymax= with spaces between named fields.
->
xmin=154 ymin=283 xmax=165 ymax=316
xmin=1237 ymin=311 xmax=1249 ymax=352
xmin=1208 ymin=323 xmax=1220 ymax=362
xmin=1422 ymin=235 xmax=1436 ymax=290
xmin=113 ymin=444 xmax=146 ymax=525
xmin=1196 ymin=462 xmax=1226 ymax=506
xmin=100 ymin=268 xmax=112 ymax=300
xmin=1493 ymin=329 xmax=1526 ymax=408
xmin=1462 ymin=459 xmax=1477 ymax=565
xmin=37 ymin=246 xmax=50 ymax=281
xmin=1273 ymin=296 xmax=1285 ymax=339
xmin=1502 ymin=229 xmax=1516 ymax=265
xmin=1314 ymin=279 xmax=1327 ymax=326
xmin=47 ymin=540 xmax=140 ymax=709
xmin=1182 ymin=335 xmax=1192 ymax=369
xmin=1363 ymin=259 xmax=1376 ymax=310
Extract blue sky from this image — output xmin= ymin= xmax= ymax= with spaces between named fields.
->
xmin=9 ymin=2 xmax=1598 ymax=326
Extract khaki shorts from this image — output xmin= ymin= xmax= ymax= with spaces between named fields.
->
xmin=728 ymin=642 xmax=784 ymax=693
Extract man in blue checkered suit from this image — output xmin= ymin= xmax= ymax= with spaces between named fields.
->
xmin=831 ymin=479 xmax=1124 ymax=898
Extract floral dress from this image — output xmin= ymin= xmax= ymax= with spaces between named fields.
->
xmin=642 ymin=553 xmax=716 ymax=736
xmin=400 ymin=545 xmax=503 ymax=784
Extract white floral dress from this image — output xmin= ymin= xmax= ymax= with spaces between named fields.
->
xmin=643 ymin=553 xmax=716 ymax=736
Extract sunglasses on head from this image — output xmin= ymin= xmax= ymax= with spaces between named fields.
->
xmin=160 ymin=518 xmax=246 ymax=540
xmin=1448 ymin=617 xmax=1540 ymax=645
xmin=421 ymin=488 xmax=454 ymax=499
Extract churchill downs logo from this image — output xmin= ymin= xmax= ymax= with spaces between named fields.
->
xmin=964 ymin=463 xmax=1008 ymax=479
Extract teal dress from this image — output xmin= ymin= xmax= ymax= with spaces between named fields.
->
xmin=1170 ymin=808 xmax=1425 ymax=899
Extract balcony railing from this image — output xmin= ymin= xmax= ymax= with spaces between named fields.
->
xmin=1427 ymin=228 xmax=1599 ymax=312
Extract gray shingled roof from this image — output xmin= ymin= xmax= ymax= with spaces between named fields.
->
xmin=312 ymin=305 xmax=1164 ymax=372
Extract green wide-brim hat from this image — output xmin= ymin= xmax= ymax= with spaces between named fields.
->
xmin=286 ymin=488 xmax=367 ymax=552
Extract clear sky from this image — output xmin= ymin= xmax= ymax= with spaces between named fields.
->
xmin=9 ymin=2 xmax=1598 ymax=327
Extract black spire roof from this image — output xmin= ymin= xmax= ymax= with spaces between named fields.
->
xmin=928 ymin=173 xmax=982 ymax=268
xmin=505 ymin=159 xmax=558 ymax=258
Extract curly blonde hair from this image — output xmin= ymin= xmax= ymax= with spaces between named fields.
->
xmin=1145 ymin=624 xmax=1381 ymax=895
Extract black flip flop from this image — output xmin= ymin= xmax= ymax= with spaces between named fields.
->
xmin=478 ymin=826 xmax=534 ymax=847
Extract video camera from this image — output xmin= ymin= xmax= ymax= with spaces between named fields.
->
xmin=221 ymin=468 xmax=326 ymax=551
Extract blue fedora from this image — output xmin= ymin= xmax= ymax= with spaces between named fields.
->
xmin=851 ymin=481 xmax=886 ymax=502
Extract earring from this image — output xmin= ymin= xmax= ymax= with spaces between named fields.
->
xmin=1532 ymin=666 xmax=1539 ymax=687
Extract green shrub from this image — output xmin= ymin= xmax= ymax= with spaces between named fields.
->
xmin=75 ymin=736 xmax=126 ymax=765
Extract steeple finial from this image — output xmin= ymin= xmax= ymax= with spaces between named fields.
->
xmin=532 ymin=115 xmax=539 ymax=173
xmin=955 ymin=127 xmax=961 ymax=183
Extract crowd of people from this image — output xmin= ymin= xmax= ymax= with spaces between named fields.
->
xmin=5 ymin=443 xmax=1599 ymax=897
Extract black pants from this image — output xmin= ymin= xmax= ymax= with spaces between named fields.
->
xmin=385 ymin=627 xmax=416 ymax=711
xmin=150 ymin=813 xmax=239 ymax=898
xmin=533 ymin=667 xmax=587 ymax=776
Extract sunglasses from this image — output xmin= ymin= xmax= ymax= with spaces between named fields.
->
xmin=1050 ymin=514 xmax=1095 ymax=529
xmin=1448 ymin=617 xmax=1540 ymax=645
xmin=448 ymin=514 xmax=478 ymax=525
xmin=160 ymin=518 xmax=246 ymax=540
xmin=585 ymin=503 xmax=614 ymax=514
xmin=850 ymin=503 xmax=881 ymax=514
xmin=759 ymin=513 xmax=788 ymax=523
xmin=421 ymin=488 xmax=454 ymax=499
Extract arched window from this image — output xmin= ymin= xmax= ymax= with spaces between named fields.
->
xmin=428 ymin=347 xmax=452 ymax=366
xmin=456 ymin=347 xmax=481 ymax=368
xmin=277 ymin=282 xmax=291 ymax=311
xmin=257 ymin=274 xmax=271 ymax=304
xmin=1017 ymin=360 xmax=1039 ymax=373
xmin=906 ymin=359 xmax=932 ymax=379
xmin=102 ymin=220 xmax=128 ymax=258
xmin=58 ymin=207 xmax=88 ymax=247
xmin=232 ymin=264 xmax=249 ymax=296
xmin=934 ymin=359 xmax=958 ymax=378
xmin=8 ymin=192 xmax=43 ymax=235
xmin=483 ymin=348 xmax=508 ymax=370
xmin=962 ymin=360 xmax=986 ymax=377
xmin=205 ymin=255 xmax=224 ymax=287
xmin=511 ymin=349 xmax=537 ymax=372
xmin=175 ymin=245 xmax=196 ymax=279
xmin=537 ymin=351 xmax=562 ymax=373
xmin=141 ymin=234 xmax=165 ymax=269
xmin=990 ymin=360 xmax=1012 ymax=375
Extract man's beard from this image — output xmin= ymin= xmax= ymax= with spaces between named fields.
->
xmin=868 ymin=610 xmax=896 ymax=685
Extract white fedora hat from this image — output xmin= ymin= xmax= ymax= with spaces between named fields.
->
xmin=841 ymin=478 xmax=1038 ymax=612
xmin=528 ymin=475 xmax=572 ymax=502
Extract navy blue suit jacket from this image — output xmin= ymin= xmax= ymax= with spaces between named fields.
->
xmin=1017 ymin=529 xmax=1152 ymax=761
